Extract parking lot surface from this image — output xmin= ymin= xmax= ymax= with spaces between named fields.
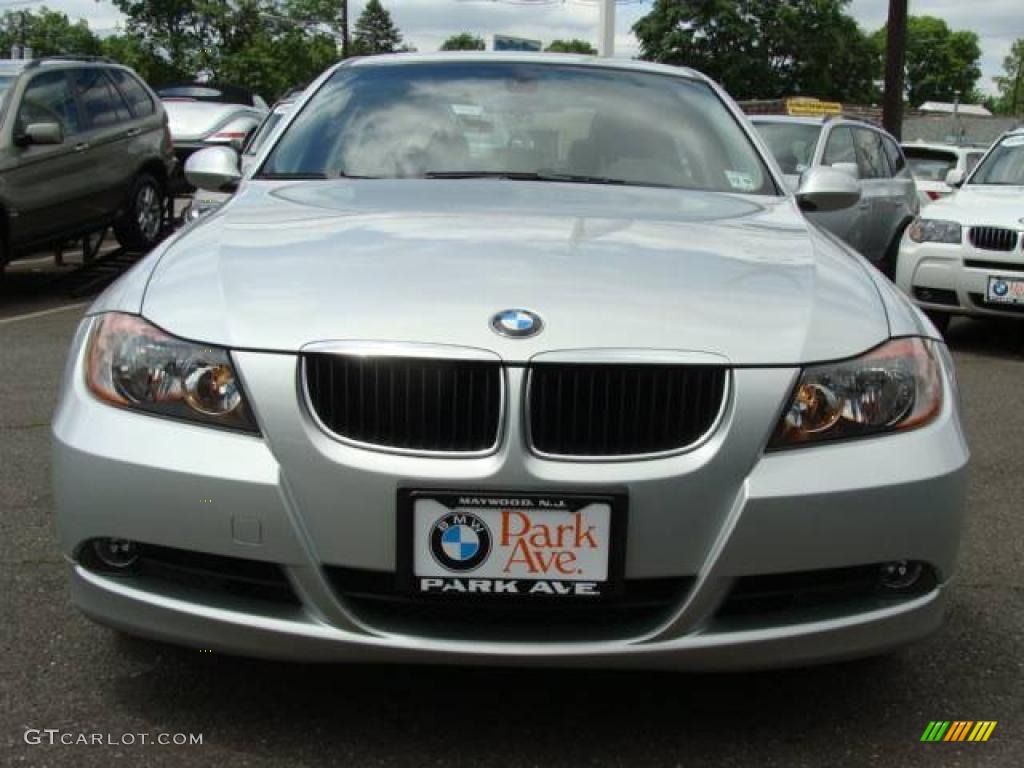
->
xmin=1 ymin=269 xmax=1021 ymax=767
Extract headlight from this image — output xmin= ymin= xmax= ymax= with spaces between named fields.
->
xmin=769 ymin=338 xmax=942 ymax=449
xmin=85 ymin=313 xmax=259 ymax=433
xmin=907 ymin=218 xmax=961 ymax=244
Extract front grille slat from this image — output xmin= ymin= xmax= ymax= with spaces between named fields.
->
xmin=970 ymin=226 xmax=1019 ymax=252
xmin=305 ymin=354 xmax=501 ymax=454
xmin=528 ymin=363 xmax=727 ymax=458
xmin=307 ymin=354 xmax=727 ymax=459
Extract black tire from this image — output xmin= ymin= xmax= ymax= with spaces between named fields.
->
xmin=925 ymin=310 xmax=950 ymax=334
xmin=114 ymin=173 xmax=166 ymax=252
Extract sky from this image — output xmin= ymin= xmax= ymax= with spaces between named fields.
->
xmin=10 ymin=0 xmax=1022 ymax=96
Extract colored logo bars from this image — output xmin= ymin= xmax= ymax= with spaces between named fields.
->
xmin=920 ymin=721 xmax=997 ymax=742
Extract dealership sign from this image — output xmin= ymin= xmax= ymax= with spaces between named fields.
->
xmin=493 ymin=35 xmax=543 ymax=52
xmin=786 ymin=97 xmax=843 ymax=117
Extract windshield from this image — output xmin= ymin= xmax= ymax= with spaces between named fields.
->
xmin=904 ymin=148 xmax=958 ymax=181
xmin=259 ymin=62 xmax=776 ymax=194
xmin=970 ymin=137 xmax=1024 ymax=185
xmin=752 ymin=122 xmax=822 ymax=175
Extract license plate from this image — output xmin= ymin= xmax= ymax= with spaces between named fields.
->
xmin=986 ymin=276 xmax=1024 ymax=304
xmin=399 ymin=491 xmax=625 ymax=598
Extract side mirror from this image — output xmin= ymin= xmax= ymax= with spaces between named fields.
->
xmin=796 ymin=166 xmax=862 ymax=212
xmin=16 ymin=122 xmax=64 ymax=147
xmin=830 ymin=161 xmax=860 ymax=180
xmin=185 ymin=146 xmax=241 ymax=193
xmin=945 ymin=169 xmax=965 ymax=188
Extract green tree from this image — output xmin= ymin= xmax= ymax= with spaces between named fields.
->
xmin=108 ymin=1 xmax=341 ymax=100
xmin=351 ymin=0 xmax=402 ymax=56
xmin=872 ymin=16 xmax=982 ymax=106
xmin=633 ymin=0 xmax=875 ymax=103
xmin=991 ymin=38 xmax=1024 ymax=116
xmin=102 ymin=32 xmax=185 ymax=84
xmin=545 ymin=39 xmax=596 ymax=54
xmin=440 ymin=33 xmax=484 ymax=51
xmin=0 ymin=7 xmax=101 ymax=57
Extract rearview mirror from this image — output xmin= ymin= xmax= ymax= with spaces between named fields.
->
xmin=185 ymin=146 xmax=241 ymax=193
xmin=17 ymin=122 xmax=64 ymax=146
xmin=945 ymin=169 xmax=965 ymax=188
xmin=796 ymin=167 xmax=862 ymax=212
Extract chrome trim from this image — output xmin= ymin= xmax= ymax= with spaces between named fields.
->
xmin=301 ymin=339 xmax=502 ymax=363
xmin=298 ymin=345 xmax=506 ymax=459
xmin=529 ymin=347 xmax=731 ymax=367
xmin=522 ymin=362 xmax=732 ymax=463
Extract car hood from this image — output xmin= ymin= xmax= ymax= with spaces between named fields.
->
xmin=929 ymin=185 xmax=1024 ymax=224
xmin=143 ymin=180 xmax=889 ymax=365
xmin=162 ymin=101 xmax=254 ymax=141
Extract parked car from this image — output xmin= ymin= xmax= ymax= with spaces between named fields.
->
xmin=0 ymin=56 xmax=175 ymax=272
xmin=895 ymin=128 xmax=1024 ymax=332
xmin=182 ymin=92 xmax=300 ymax=222
xmin=157 ymin=82 xmax=267 ymax=189
xmin=902 ymin=141 xmax=987 ymax=206
xmin=54 ymin=54 xmax=967 ymax=670
xmin=752 ymin=115 xmax=919 ymax=272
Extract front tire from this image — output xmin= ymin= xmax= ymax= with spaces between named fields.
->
xmin=114 ymin=173 xmax=165 ymax=252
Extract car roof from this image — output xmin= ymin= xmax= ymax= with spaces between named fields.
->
xmin=157 ymin=81 xmax=260 ymax=106
xmin=749 ymin=115 xmax=827 ymax=126
xmin=0 ymin=60 xmax=29 ymax=77
xmin=341 ymin=51 xmax=706 ymax=82
xmin=1 ymin=57 xmax=134 ymax=79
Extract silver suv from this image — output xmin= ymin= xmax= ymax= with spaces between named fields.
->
xmin=0 ymin=56 xmax=175 ymax=272
xmin=752 ymin=115 xmax=919 ymax=273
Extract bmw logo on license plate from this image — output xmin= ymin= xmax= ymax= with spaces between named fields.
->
xmin=430 ymin=512 xmax=492 ymax=572
xmin=491 ymin=308 xmax=543 ymax=338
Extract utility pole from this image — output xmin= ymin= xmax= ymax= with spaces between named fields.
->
xmin=340 ymin=0 xmax=349 ymax=58
xmin=12 ymin=11 xmax=27 ymax=59
xmin=598 ymin=0 xmax=615 ymax=57
xmin=881 ymin=0 xmax=908 ymax=139
xmin=1012 ymin=57 xmax=1023 ymax=116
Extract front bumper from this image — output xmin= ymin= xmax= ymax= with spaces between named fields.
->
xmin=69 ymin=564 xmax=950 ymax=670
xmin=896 ymin=235 xmax=1024 ymax=319
xmin=53 ymin=320 xmax=970 ymax=669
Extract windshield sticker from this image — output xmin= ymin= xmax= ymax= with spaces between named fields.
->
xmin=1001 ymin=136 xmax=1024 ymax=147
xmin=725 ymin=170 xmax=757 ymax=191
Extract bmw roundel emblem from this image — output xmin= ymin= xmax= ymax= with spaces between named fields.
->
xmin=491 ymin=308 xmax=543 ymax=338
xmin=430 ymin=512 xmax=492 ymax=572
xmin=994 ymin=280 xmax=1009 ymax=297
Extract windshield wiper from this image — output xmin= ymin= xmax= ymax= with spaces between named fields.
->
xmin=255 ymin=171 xmax=327 ymax=180
xmin=254 ymin=171 xmax=382 ymax=180
xmin=419 ymin=170 xmax=687 ymax=189
xmin=421 ymin=170 xmax=629 ymax=185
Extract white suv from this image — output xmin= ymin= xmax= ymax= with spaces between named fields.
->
xmin=901 ymin=141 xmax=987 ymax=207
xmin=895 ymin=129 xmax=1024 ymax=332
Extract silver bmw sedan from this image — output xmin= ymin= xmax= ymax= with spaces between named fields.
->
xmin=53 ymin=54 xmax=969 ymax=669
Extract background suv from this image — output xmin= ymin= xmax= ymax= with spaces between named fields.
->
xmin=752 ymin=115 xmax=919 ymax=273
xmin=0 ymin=56 xmax=174 ymax=272
xmin=902 ymin=141 xmax=987 ymax=207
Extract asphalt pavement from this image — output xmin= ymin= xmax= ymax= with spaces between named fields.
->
xmin=1 ymin=266 xmax=1021 ymax=767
